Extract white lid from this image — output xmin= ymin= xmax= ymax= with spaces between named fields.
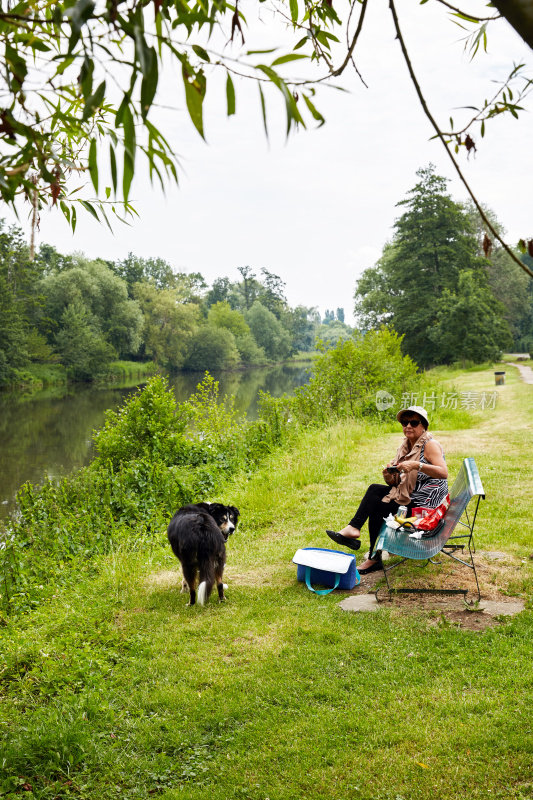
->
xmin=292 ymin=548 xmax=354 ymax=574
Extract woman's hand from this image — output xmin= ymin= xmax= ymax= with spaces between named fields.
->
xmin=382 ymin=466 xmax=398 ymax=485
xmin=398 ymin=460 xmax=420 ymax=474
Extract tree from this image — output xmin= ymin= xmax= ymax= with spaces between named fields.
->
xmin=55 ymin=300 xmax=116 ymax=380
xmin=207 ymin=302 xmax=250 ymax=339
xmin=111 ymin=254 xmax=176 ymax=294
xmin=0 ymin=0 xmax=531 ymax=280
xmin=207 ymin=301 xmax=266 ymax=364
xmin=133 ymin=283 xmax=200 ymax=370
xmin=463 ymin=202 xmax=532 ymax=347
xmin=245 ymin=301 xmax=292 ymax=361
xmin=0 ymin=220 xmax=44 ymax=381
xmin=315 ymin=320 xmax=353 ymax=349
xmin=38 ymin=258 xmax=144 ymax=358
xmin=257 ymin=269 xmax=288 ymax=320
xmin=183 ymin=325 xmax=239 ymax=371
xmin=429 ymin=270 xmax=512 ymax=363
xmin=282 ymin=305 xmax=320 ymax=352
xmin=354 ymin=165 xmax=511 ymax=366
xmin=205 ymin=278 xmax=232 ymax=309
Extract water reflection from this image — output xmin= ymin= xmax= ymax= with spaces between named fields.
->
xmin=0 ymin=363 xmax=312 ymax=521
xmin=169 ymin=363 xmax=312 ymax=418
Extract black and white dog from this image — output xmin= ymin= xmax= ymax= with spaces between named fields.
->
xmin=167 ymin=503 xmax=240 ymax=606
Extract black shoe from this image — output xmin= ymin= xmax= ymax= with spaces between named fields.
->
xmin=326 ymin=530 xmax=361 ymax=551
xmin=358 ymin=559 xmax=383 ymax=575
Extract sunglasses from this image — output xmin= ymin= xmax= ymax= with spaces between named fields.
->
xmin=402 ymin=418 xmax=423 ymax=427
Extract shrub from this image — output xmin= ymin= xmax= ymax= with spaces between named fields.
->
xmin=93 ymin=375 xmax=190 ymax=467
xmin=293 ymin=328 xmax=419 ymax=424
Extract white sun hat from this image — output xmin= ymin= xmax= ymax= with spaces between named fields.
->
xmin=396 ymin=405 xmax=429 ymax=427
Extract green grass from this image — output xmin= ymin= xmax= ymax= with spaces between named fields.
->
xmin=97 ymin=360 xmax=160 ymax=382
xmin=1 ymin=364 xmax=532 ymax=800
xmin=5 ymin=363 xmax=67 ymax=391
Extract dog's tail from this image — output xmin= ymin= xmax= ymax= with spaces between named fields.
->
xmin=197 ymin=581 xmax=208 ymax=606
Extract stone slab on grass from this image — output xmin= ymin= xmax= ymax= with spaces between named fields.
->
xmin=479 ymin=550 xmax=510 ymax=561
xmin=339 ymin=594 xmax=380 ymax=612
xmin=481 ymin=599 xmax=525 ymax=617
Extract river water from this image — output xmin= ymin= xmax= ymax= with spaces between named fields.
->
xmin=0 ymin=363 xmax=312 ymax=522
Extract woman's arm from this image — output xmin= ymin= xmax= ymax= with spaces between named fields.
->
xmin=400 ymin=440 xmax=448 ymax=479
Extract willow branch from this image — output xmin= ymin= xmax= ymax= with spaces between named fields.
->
xmin=331 ymin=0 xmax=368 ymax=77
xmin=388 ymin=0 xmax=533 ymax=279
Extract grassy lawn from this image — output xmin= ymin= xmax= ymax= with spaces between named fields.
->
xmin=1 ymin=364 xmax=532 ymax=800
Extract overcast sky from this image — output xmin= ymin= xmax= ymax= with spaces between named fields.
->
xmin=8 ymin=0 xmax=533 ymax=324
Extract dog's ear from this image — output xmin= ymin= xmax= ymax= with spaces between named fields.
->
xmin=230 ymin=506 xmax=240 ymax=520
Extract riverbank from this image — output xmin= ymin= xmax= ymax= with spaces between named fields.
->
xmin=2 ymin=353 xmax=316 ymax=395
xmin=1 ymin=363 xmax=531 ymax=799
xmin=1 ymin=360 xmax=160 ymax=394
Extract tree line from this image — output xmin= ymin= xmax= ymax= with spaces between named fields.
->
xmin=2 ymin=165 xmax=532 ymax=388
xmin=354 ymin=166 xmax=533 ymax=367
xmin=0 ymin=228 xmax=351 ymax=386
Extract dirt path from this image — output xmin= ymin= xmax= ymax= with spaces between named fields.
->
xmin=509 ymin=361 xmax=533 ymax=384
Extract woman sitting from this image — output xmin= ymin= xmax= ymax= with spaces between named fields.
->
xmin=327 ymin=405 xmax=448 ymax=574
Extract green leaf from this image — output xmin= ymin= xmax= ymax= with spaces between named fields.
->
xmin=78 ymin=55 xmax=94 ymax=100
xmin=293 ymin=36 xmax=308 ymax=51
xmin=88 ymin=138 xmax=98 ymax=194
xmin=134 ymin=26 xmax=151 ymax=76
xmin=5 ymin=44 xmax=28 ymax=91
xmin=123 ymin=150 xmax=134 ymax=204
xmin=80 ymin=199 xmax=99 ymax=221
xmin=121 ymin=104 xmax=136 ymax=202
xmin=303 ymin=94 xmax=324 ymax=125
xmin=110 ymin=144 xmax=117 ymax=196
xmin=271 ymin=53 xmax=308 ymax=67
xmin=182 ymin=64 xmax=206 ymax=139
xmin=226 ymin=74 xmax=236 ymax=116
xmin=289 ymin=0 xmax=298 ymax=23
xmin=140 ymin=47 xmax=159 ymax=118
xmin=122 ymin=104 xmax=136 ymax=161
xmin=258 ymin=83 xmax=268 ymax=140
xmin=82 ymin=80 xmax=106 ymax=122
xmin=28 ymin=40 xmax=51 ymax=53
xmin=192 ymin=45 xmax=211 ymax=62
xmin=452 ymin=11 xmax=481 ymax=23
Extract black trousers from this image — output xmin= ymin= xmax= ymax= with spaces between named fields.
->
xmin=348 ymin=484 xmax=413 ymax=556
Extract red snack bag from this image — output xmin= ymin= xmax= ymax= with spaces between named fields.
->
xmin=412 ymin=494 xmax=450 ymax=531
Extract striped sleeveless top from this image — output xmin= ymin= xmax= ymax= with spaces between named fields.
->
xmin=409 ymin=442 xmax=449 ymax=508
